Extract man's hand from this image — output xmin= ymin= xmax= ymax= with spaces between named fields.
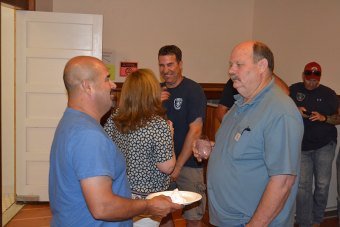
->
xmin=161 ymin=87 xmax=170 ymax=102
xmin=298 ymin=107 xmax=311 ymax=118
xmin=146 ymin=195 xmax=182 ymax=217
xmin=192 ymin=139 xmax=203 ymax=162
xmin=298 ymin=107 xmax=327 ymax=122
xmin=170 ymin=165 xmax=182 ymax=182
xmin=307 ymin=111 xmax=326 ymax=122
xmin=192 ymin=139 xmax=214 ymax=162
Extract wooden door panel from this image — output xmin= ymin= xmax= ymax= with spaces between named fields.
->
xmin=16 ymin=11 xmax=103 ymax=201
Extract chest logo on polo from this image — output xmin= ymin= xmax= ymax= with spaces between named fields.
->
xmin=296 ymin=92 xmax=306 ymax=102
xmin=174 ymin=98 xmax=183 ymax=110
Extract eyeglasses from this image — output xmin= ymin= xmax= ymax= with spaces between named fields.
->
xmin=304 ymin=70 xmax=321 ymax=76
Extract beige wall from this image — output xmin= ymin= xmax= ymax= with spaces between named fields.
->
xmin=52 ymin=0 xmax=254 ymax=83
xmin=47 ymin=0 xmax=340 ymax=93
xmin=253 ymin=0 xmax=340 ymax=211
xmin=253 ymin=0 xmax=340 ymax=93
xmin=35 ymin=0 xmax=53 ymax=12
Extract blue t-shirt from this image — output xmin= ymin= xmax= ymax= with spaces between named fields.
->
xmin=161 ymin=77 xmax=207 ymax=168
xmin=289 ymin=82 xmax=339 ymax=150
xmin=49 ymin=108 xmax=132 ymax=227
xmin=208 ymin=80 xmax=304 ymax=227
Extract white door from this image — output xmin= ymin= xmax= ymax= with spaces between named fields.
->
xmin=16 ymin=11 xmax=103 ymax=201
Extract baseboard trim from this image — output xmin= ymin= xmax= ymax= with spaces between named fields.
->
xmin=325 ymin=209 xmax=338 ymax=219
xmin=2 ymin=203 xmax=24 ymax=226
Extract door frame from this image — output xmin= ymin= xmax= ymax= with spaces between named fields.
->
xmin=1 ymin=1 xmax=34 ymax=225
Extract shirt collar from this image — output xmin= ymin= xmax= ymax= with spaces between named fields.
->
xmin=234 ymin=78 xmax=275 ymax=108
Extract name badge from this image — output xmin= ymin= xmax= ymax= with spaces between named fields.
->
xmin=234 ymin=132 xmax=241 ymax=141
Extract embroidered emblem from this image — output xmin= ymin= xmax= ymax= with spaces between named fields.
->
xmin=174 ymin=98 xmax=183 ymax=110
xmin=296 ymin=92 xmax=305 ymax=102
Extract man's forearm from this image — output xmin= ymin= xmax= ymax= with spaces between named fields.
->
xmin=176 ymin=128 xmax=201 ymax=167
xmin=81 ymin=176 xmax=150 ymax=221
xmin=176 ymin=118 xmax=203 ymax=168
xmin=325 ymin=107 xmax=340 ymax=125
xmin=326 ymin=114 xmax=340 ymax=125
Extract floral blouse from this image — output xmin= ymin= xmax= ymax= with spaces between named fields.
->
xmin=104 ymin=112 xmax=173 ymax=198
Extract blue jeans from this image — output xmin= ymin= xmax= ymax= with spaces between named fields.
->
xmin=336 ymin=148 xmax=340 ymax=227
xmin=296 ymin=141 xmax=336 ymax=227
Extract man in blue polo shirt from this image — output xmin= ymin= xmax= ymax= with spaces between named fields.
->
xmin=194 ymin=41 xmax=303 ymax=227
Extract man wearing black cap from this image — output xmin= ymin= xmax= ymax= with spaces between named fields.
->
xmin=290 ymin=62 xmax=339 ymax=227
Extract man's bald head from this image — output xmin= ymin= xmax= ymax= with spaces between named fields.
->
xmin=63 ymin=56 xmax=104 ymax=94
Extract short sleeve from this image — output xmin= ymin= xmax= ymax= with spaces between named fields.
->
xmin=187 ymin=83 xmax=207 ymax=123
xmin=328 ymin=89 xmax=339 ymax=114
xmin=264 ymin=115 xmax=303 ymax=176
xmin=153 ymin=119 xmax=173 ymax=163
xmin=70 ymin=130 xmax=116 ymax=180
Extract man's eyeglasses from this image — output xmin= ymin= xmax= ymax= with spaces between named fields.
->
xmin=303 ymin=70 xmax=321 ymax=76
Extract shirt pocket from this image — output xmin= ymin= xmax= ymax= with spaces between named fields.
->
xmin=230 ymin=123 xmax=263 ymax=161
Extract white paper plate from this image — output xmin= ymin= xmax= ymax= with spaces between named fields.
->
xmin=146 ymin=190 xmax=202 ymax=205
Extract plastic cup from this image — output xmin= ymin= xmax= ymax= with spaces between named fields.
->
xmin=195 ymin=135 xmax=212 ymax=159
